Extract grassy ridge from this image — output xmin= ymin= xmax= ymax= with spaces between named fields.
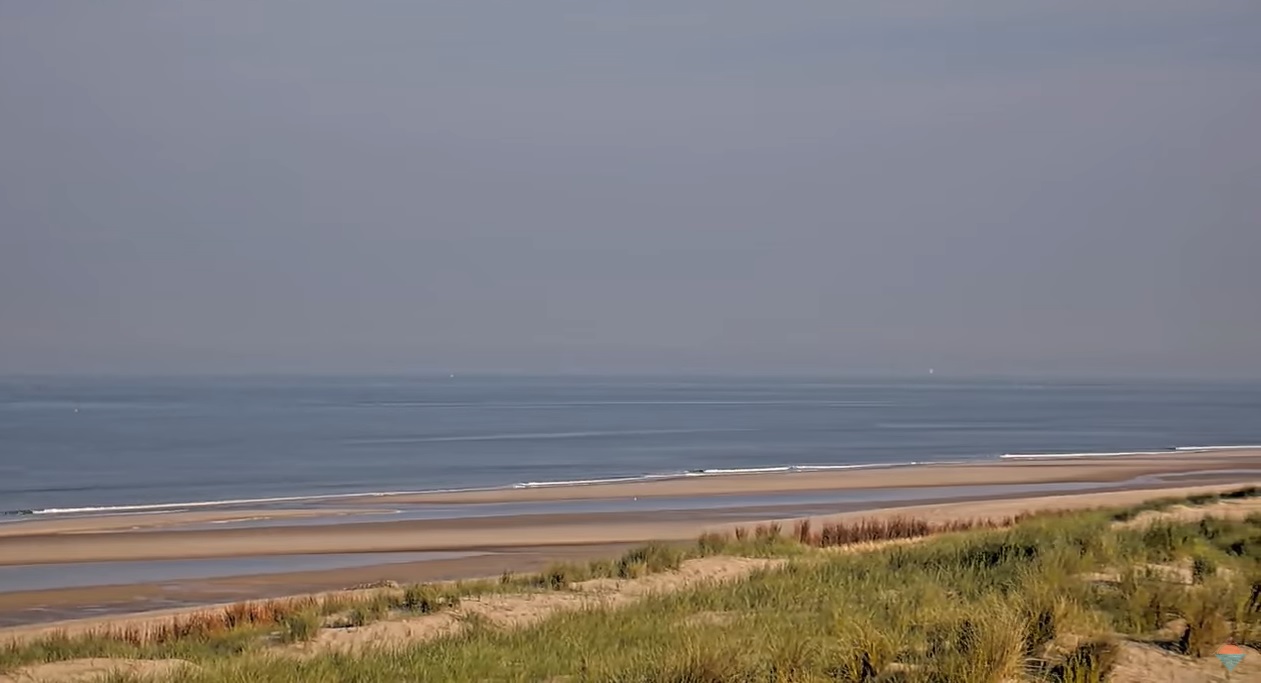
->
xmin=5 ymin=490 xmax=1261 ymax=681
xmin=184 ymin=508 xmax=1259 ymax=682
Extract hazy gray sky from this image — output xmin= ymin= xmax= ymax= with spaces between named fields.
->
xmin=2 ymin=1 xmax=1259 ymax=377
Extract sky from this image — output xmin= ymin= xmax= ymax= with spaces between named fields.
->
xmin=1 ymin=1 xmax=1259 ymax=378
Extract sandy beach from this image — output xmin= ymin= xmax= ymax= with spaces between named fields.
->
xmin=1 ymin=449 xmax=1259 ymax=628
xmin=2 ymin=450 xmax=1259 ymax=563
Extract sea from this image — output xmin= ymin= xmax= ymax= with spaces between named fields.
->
xmin=1 ymin=375 xmax=1259 ymax=518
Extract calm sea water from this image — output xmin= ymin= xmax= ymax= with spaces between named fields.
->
xmin=1 ymin=376 xmax=1258 ymax=515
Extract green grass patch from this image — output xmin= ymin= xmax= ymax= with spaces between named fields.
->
xmin=278 ymin=611 xmax=321 ymax=643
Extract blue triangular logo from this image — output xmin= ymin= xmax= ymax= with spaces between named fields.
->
xmin=1217 ymin=652 xmax=1244 ymax=671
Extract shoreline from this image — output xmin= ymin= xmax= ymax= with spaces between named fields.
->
xmin=6 ymin=446 xmax=1257 ymax=520
xmin=2 ymin=451 xmax=1259 ymax=560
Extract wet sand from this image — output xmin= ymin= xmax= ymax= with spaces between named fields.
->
xmin=369 ymin=449 xmax=1261 ymax=504
xmin=0 ymin=544 xmax=639 ymax=629
xmin=0 ymin=508 xmax=377 ymax=538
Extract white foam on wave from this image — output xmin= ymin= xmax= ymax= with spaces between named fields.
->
xmin=1000 ymin=450 xmax=1172 ymax=459
xmin=511 ymin=462 xmax=926 ymax=489
xmin=24 ymin=489 xmax=439 ymax=516
xmin=8 ymin=459 xmax=978 ymax=514
xmin=792 ymin=461 xmax=945 ymax=471
xmin=1176 ymin=445 xmax=1261 ymax=451
xmin=1003 ymin=444 xmax=1261 ymax=460
xmin=690 ymin=466 xmax=794 ymax=475
xmin=512 ymin=474 xmax=680 ymax=489
xmin=690 ymin=462 xmax=919 ymax=475
xmin=21 ymin=445 xmax=1255 ymax=517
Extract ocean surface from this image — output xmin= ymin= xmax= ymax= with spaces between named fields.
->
xmin=1 ymin=376 xmax=1259 ymax=517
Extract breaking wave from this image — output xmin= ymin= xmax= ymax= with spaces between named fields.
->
xmin=6 ymin=444 xmax=1255 ymax=518
xmin=1001 ymin=444 xmax=1260 ymax=459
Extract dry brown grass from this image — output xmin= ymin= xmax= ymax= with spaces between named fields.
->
xmin=84 ymin=595 xmax=339 ymax=647
xmin=776 ymin=515 xmax=1019 ymax=548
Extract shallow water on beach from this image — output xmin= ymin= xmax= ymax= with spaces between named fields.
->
xmin=151 ymin=479 xmax=1135 ymax=532
xmin=0 ymin=551 xmax=486 ymax=593
xmin=2 ymin=375 xmax=1259 ymax=517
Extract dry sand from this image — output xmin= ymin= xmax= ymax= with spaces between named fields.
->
xmin=1111 ymin=641 xmax=1260 ymax=683
xmin=1117 ymin=497 xmax=1261 ymax=528
xmin=301 ymin=556 xmax=782 ymax=655
xmin=794 ymin=481 xmax=1261 ymax=528
xmin=0 ymin=658 xmax=195 ymax=683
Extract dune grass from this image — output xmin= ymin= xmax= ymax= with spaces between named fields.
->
xmin=5 ymin=487 xmax=1261 ymax=681
xmin=206 ymin=507 xmax=1254 ymax=682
